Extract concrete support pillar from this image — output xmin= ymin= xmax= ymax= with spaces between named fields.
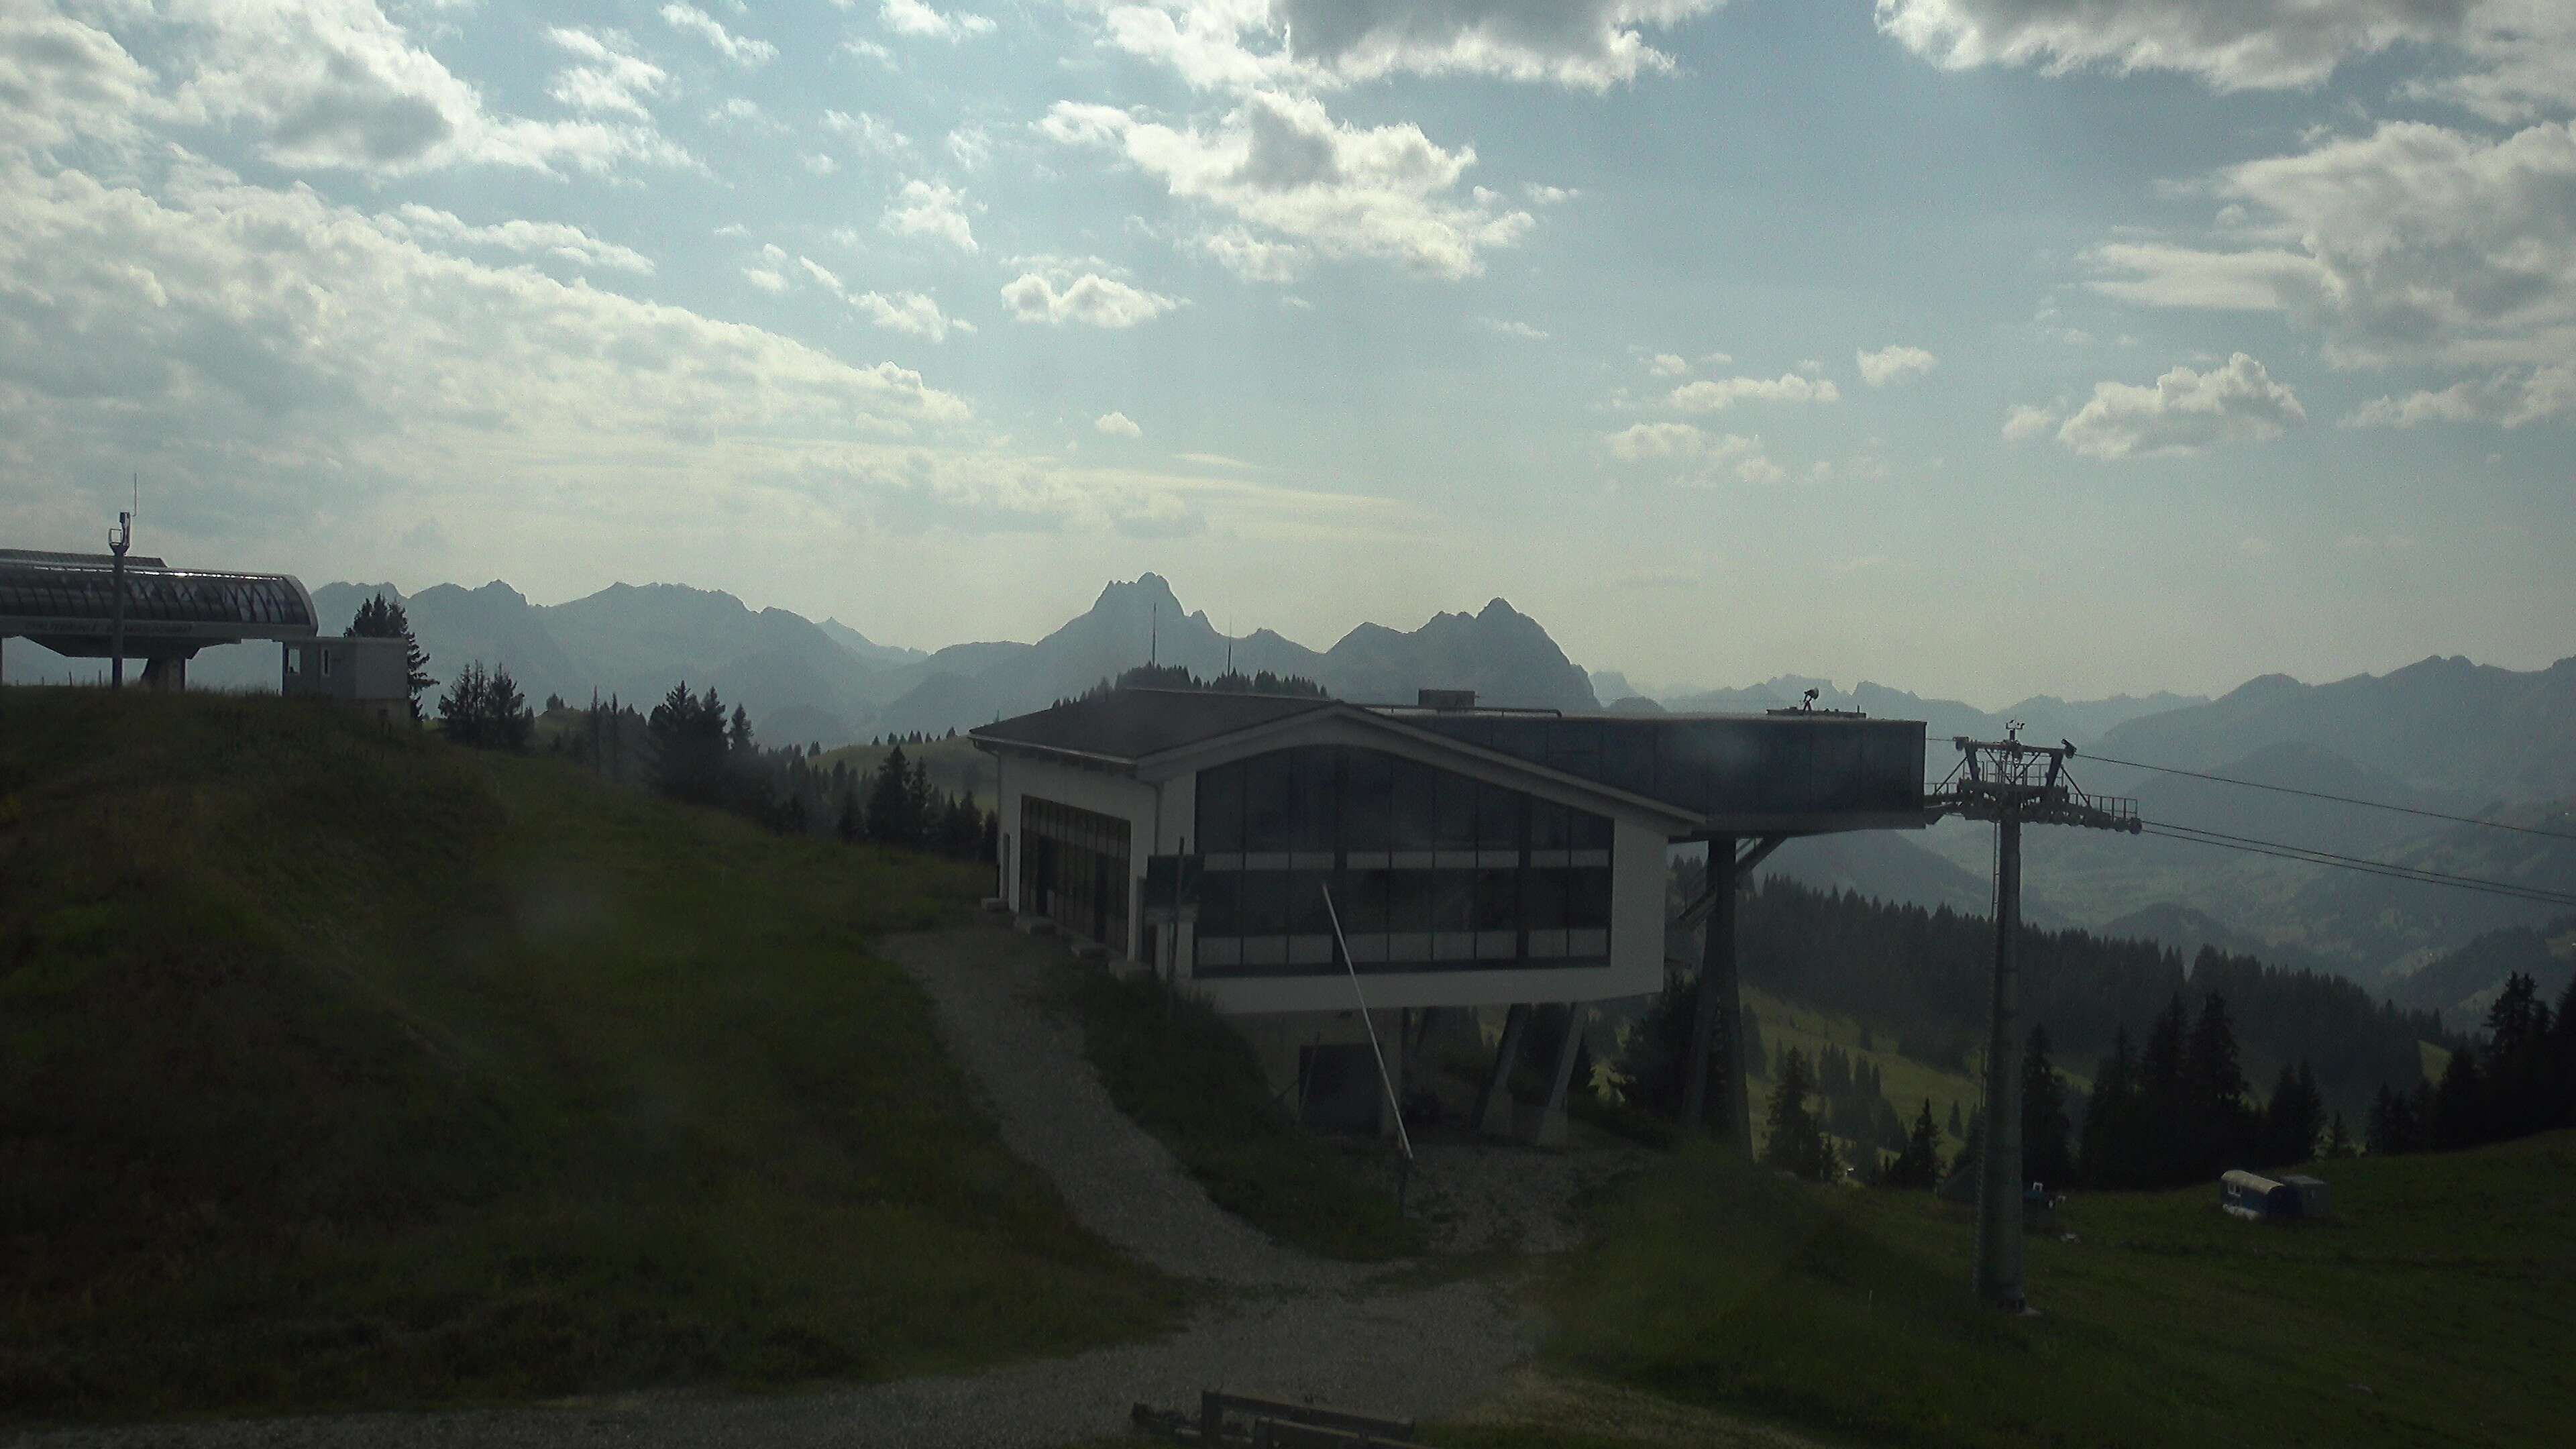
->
xmin=1533 ymin=1005 xmax=1586 ymax=1148
xmin=141 ymin=655 xmax=185 ymax=692
xmin=1472 ymin=1003 xmax=1532 ymax=1138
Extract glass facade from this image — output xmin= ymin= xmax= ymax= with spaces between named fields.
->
xmin=1020 ymin=796 xmax=1132 ymax=953
xmin=1193 ymin=745 xmax=1614 ymax=979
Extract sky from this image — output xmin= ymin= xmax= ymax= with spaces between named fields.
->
xmin=3 ymin=1 xmax=2572 ymax=706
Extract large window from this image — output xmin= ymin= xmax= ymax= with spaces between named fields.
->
xmin=1193 ymin=745 xmax=1613 ymax=978
xmin=1020 ymin=796 xmax=1132 ymax=954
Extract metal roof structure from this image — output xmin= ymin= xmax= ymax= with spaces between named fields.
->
xmin=0 ymin=548 xmax=318 ymax=659
xmin=971 ymin=688 xmax=1931 ymax=839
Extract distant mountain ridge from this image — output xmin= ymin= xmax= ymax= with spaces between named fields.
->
xmin=170 ymin=572 xmax=1599 ymax=746
xmin=1615 ymin=673 xmax=2210 ymax=747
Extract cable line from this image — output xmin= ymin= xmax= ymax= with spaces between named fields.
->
xmin=2137 ymin=822 xmax=2576 ymax=910
xmin=2084 ymin=751 xmax=2576 ymax=844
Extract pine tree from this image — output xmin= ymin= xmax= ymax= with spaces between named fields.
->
xmin=1762 ymin=1048 xmax=1834 ymax=1181
xmin=345 ymin=592 xmax=435 ymax=721
xmin=2322 ymin=1111 xmax=2355 ymax=1159
xmin=1948 ymin=1100 xmax=1964 ymax=1138
xmin=728 ymin=703 xmax=755 ymax=755
xmin=2080 ymin=1027 xmax=2138 ymax=1187
xmin=2022 ymin=1024 xmax=2074 ymax=1189
xmin=2432 ymin=1047 xmax=2486 ymax=1151
xmin=2183 ymin=993 xmax=2252 ymax=1179
xmin=1884 ymin=1099 xmax=1943 ymax=1189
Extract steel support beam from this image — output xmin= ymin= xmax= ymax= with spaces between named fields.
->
xmin=1534 ymin=1005 xmax=1585 ymax=1148
xmin=1972 ymin=814 xmax=2027 ymax=1310
xmin=1472 ymin=1003 xmax=1532 ymax=1138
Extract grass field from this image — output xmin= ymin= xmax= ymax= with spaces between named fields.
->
xmin=1742 ymin=985 xmax=1996 ymax=1161
xmin=1449 ymin=1131 xmax=2576 ymax=1449
xmin=1061 ymin=964 xmax=1422 ymax=1261
xmin=0 ymin=690 xmax=1179 ymax=1422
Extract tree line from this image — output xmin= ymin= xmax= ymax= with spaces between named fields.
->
xmin=2367 ymin=972 xmax=2575 ymax=1157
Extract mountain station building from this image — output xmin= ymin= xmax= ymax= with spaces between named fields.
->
xmin=971 ymin=688 xmax=1929 ymax=1142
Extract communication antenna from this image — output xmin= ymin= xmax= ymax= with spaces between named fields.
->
xmin=1930 ymin=734 xmax=2139 ymax=1313
xmin=1150 ymin=600 xmax=1158 ymax=669
xmin=107 ymin=502 xmax=133 ymax=690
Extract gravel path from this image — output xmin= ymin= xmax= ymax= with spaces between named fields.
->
xmin=877 ymin=926 xmax=1364 ymax=1293
xmin=13 ymin=924 xmax=1601 ymax=1449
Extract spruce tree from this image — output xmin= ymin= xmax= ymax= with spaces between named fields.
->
xmin=1885 ymin=1099 xmax=1943 ymax=1189
xmin=2432 ymin=1048 xmax=2486 ymax=1150
xmin=2183 ymin=994 xmax=2252 ymax=1179
xmin=2022 ymin=1024 xmax=2074 ymax=1189
xmin=2322 ymin=1112 xmax=2355 ymax=1159
xmin=1762 ymin=1048 xmax=1833 ymax=1181
xmin=2080 ymin=1027 xmax=2138 ymax=1187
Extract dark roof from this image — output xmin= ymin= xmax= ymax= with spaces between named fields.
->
xmin=972 ymin=688 xmax=1332 ymax=761
xmin=0 ymin=550 xmax=316 ymax=650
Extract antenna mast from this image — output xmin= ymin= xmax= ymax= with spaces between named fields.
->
xmin=1930 ymin=727 xmax=2138 ymax=1312
xmin=107 ymin=504 xmax=133 ymax=690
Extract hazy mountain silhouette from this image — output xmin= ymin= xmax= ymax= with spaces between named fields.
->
xmin=2095 ymin=654 xmax=2576 ymax=804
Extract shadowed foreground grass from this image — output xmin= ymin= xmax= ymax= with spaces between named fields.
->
xmin=0 ymin=689 xmax=1181 ymax=1423
xmin=1442 ymin=1132 xmax=2573 ymax=1449
xmin=1065 ymin=966 xmax=1422 ymax=1262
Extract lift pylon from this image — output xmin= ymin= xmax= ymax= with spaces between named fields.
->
xmin=1928 ymin=725 xmax=2139 ymax=1311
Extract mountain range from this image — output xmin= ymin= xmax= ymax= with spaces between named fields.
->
xmin=164 ymin=573 xmax=1597 ymax=747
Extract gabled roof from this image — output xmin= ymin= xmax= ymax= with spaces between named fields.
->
xmin=970 ymin=688 xmax=1333 ymax=763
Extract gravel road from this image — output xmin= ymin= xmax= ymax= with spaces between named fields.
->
xmin=13 ymin=923 xmax=1604 ymax=1449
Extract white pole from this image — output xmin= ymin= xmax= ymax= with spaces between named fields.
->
xmin=1320 ymin=882 xmax=1413 ymax=1166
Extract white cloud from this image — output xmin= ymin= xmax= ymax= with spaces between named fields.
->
xmin=544 ymin=28 xmax=670 ymax=120
xmin=2000 ymin=402 xmax=2059 ymax=442
xmin=1003 ymin=272 xmax=1186 ymax=328
xmin=661 ymin=3 xmax=777 ymax=66
xmin=1089 ymin=1 xmax=1728 ymax=93
xmin=1482 ymin=317 xmax=1548 ymax=339
xmin=879 ymin=1 xmax=997 ymax=42
xmin=1604 ymin=421 xmax=1784 ymax=482
xmin=2053 ymin=353 xmax=2306 ymax=459
xmin=1095 ymin=411 xmax=1144 ymax=437
xmin=1647 ymin=352 xmax=1689 ymax=376
xmin=382 ymin=203 xmax=655 ymax=274
xmin=1856 ymin=343 xmax=1939 ymax=386
xmin=1200 ymin=225 xmax=1309 ymax=281
xmin=55 ymin=3 xmax=696 ymax=177
xmin=1668 ymin=372 xmax=1841 ymax=411
xmin=743 ymin=265 xmax=791 ymax=293
xmin=707 ymin=97 xmax=786 ymax=132
xmin=1874 ymin=0 xmax=2479 ymax=92
xmin=824 ymin=109 xmax=913 ymax=154
xmin=883 ymin=178 xmax=980 ymax=252
xmin=2343 ymin=364 xmax=2576 ymax=428
xmin=946 ymin=123 xmax=992 ymax=169
xmin=803 ymin=152 xmax=838 ymax=175
xmin=1040 ymin=91 xmax=1534 ymax=279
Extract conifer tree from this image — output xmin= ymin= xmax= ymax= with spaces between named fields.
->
xmin=2022 ymin=1024 xmax=2074 ymax=1188
xmin=346 ymin=592 xmax=435 ymax=720
xmin=1762 ymin=1048 xmax=1834 ymax=1181
xmin=2080 ymin=1027 xmax=2138 ymax=1187
xmin=1884 ymin=1099 xmax=1943 ymax=1189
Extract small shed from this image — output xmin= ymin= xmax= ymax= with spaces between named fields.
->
xmin=2220 ymin=1169 xmax=2304 ymax=1220
xmin=282 ymin=636 xmax=411 ymax=724
xmin=2279 ymin=1173 xmax=2330 ymax=1219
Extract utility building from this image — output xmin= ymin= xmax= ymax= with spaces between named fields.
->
xmin=280 ymin=635 xmax=413 ymax=724
xmin=972 ymin=688 xmax=1929 ymax=1142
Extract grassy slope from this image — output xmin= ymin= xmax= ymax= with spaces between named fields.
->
xmin=1477 ymin=1133 xmax=2575 ymax=1449
xmin=1744 ymin=987 xmax=1994 ymax=1162
xmin=0 ymin=690 xmax=1177 ymax=1422
xmin=1063 ymin=964 xmax=1421 ymax=1261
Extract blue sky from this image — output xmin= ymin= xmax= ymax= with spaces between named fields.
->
xmin=3 ymin=1 xmax=2571 ymax=703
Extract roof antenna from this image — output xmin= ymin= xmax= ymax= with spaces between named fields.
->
xmin=1150 ymin=599 xmax=1158 ymax=669
xmin=1226 ymin=610 xmax=1234 ymax=677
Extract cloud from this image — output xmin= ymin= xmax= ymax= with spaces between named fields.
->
xmin=661 ymin=4 xmax=777 ymax=66
xmin=1200 ymin=225 xmax=1309 ymax=281
xmin=1668 ymin=372 xmax=1841 ymax=411
xmin=1002 ymin=272 xmax=1185 ymax=327
xmin=1606 ymin=421 xmax=1720 ymax=458
xmin=1481 ymin=317 xmax=1548 ymax=339
xmin=883 ymin=178 xmax=980 ymax=252
xmin=2051 ymin=353 xmax=2306 ymax=459
xmin=0 ymin=157 xmax=968 ymax=544
xmin=1095 ymin=411 xmax=1144 ymax=437
xmin=1040 ymin=91 xmax=1533 ymax=279
xmin=1603 ymin=422 xmax=1782 ymax=482
xmin=544 ymin=28 xmax=669 ymax=119
xmin=1647 ymin=352 xmax=1689 ymax=376
xmin=381 ymin=203 xmax=655 ymax=274
xmin=0 ymin=6 xmax=156 ymax=154
xmin=1089 ymin=1 xmax=1729 ymax=92
xmin=2090 ymin=123 xmax=2576 ymax=369
xmin=824 ymin=109 xmax=913 ymax=154
xmin=803 ymin=152 xmax=838 ymax=175
xmin=2342 ymin=364 xmax=2576 ymax=428
xmin=770 ymin=248 xmax=967 ymax=341
xmin=1856 ymin=343 xmax=1938 ymax=386
xmin=2000 ymin=402 xmax=2059 ymax=442
xmin=1874 ymin=0 xmax=2479 ymax=92
xmin=879 ymin=1 xmax=997 ymax=42
xmin=947 ymin=123 xmax=992 ymax=169
xmin=56 ymin=2 xmax=697 ymax=177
